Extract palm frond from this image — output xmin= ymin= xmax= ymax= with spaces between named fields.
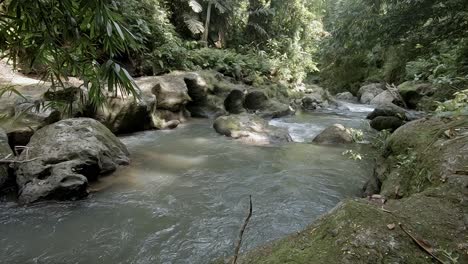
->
xmin=188 ymin=0 xmax=203 ymax=13
xmin=183 ymin=13 xmax=205 ymax=34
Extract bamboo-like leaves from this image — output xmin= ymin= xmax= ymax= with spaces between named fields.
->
xmin=0 ymin=0 xmax=141 ymax=108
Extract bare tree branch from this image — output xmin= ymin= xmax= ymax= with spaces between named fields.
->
xmin=232 ymin=195 xmax=253 ymax=264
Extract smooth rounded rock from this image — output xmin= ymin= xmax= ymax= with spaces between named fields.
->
xmin=15 ymin=118 xmax=129 ymax=204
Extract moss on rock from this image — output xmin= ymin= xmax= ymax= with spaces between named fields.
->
xmin=239 ymin=116 xmax=468 ymax=264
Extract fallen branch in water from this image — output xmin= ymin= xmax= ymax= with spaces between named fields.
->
xmin=399 ymin=223 xmax=445 ymax=264
xmin=232 ymin=195 xmax=253 ymax=264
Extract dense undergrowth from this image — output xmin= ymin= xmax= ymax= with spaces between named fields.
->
xmin=0 ymin=0 xmax=467 ymax=110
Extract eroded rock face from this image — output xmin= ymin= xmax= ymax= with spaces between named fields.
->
xmin=312 ymin=124 xmax=354 ymax=144
xmin=95 ymin=96 xmax=156 ymax=134
xmin=15 ymin=118 xmax=129 ymax=204
xmin=185 ymin=73 xmax=227 ymax=118
xmin=0 ymin=128 xmax=13 ymax=192
xmin=213 ymin=114 xmax=291 ymax=145
xmin=224 ymin=89 xmax=245 ymax=114
xmin=358 ymin=83 xmax=385 ymax=104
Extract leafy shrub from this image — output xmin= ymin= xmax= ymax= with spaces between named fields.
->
xmin=436 ymin=89 xmax=468 ymax=114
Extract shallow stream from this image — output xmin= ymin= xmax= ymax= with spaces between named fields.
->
xmin=0 ymin=103 xmax=375 ymax=264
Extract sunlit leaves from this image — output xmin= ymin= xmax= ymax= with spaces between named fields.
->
xmin=0 ymin=0 xmax=140 ymax=108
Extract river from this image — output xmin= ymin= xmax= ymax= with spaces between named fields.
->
xmin=0 ymin=104 xmax=375 ymax=264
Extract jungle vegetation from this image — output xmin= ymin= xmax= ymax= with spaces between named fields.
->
xmin=0 ymin=0 xmax=467 ymax=107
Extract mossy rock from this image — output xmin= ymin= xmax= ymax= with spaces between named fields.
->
xmin=239 ymin=188 xmax=467 ymax=264
xmin=378 ymin=116 xmax=468 ymax=198
xmin=213 ymin=114 xmax=291 ymax=145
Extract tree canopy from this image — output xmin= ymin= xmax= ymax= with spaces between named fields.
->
xmin=0 ymin=0 xmax=466 ymax=107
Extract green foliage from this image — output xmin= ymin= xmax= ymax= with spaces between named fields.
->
xmin=348 ymin=128 xmax=364 ymax=143
xmin=0 ymin=0 xmax=140 ymax=107
xmin=320 ymin=0 xmax=468 ymax=95
xmin=342 ymin=150 xmax=362 ymax=161
xmin=371 ymin=130 xmax=392 ymax=153
xmin=436 ymin=89 xmax=468 ymax=114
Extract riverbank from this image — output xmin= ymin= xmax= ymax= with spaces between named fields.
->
xmin=0 ymin=114 xmax=375 ymax=263
xmin=238 ymin=115 xmax=468 ymax=264
xmin=1 ymin=62 xmax=466 ymax=263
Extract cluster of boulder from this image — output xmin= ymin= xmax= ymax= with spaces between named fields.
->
xmin=0 ymin=118 xmax=130 ymax=204
xmin=1 ymin=70 xmax=369 ymax=203
xmin=0 ymin=68 xmax=438 ymax=206
xmin=0 ymin=70 xmax=302 ymax=203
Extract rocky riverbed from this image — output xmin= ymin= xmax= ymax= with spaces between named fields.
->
xmin=1 ymin=63 xmax=466 ymax=263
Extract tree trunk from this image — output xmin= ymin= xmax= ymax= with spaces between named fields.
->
xmin=202 ymin=2 xmax=212 ymax=46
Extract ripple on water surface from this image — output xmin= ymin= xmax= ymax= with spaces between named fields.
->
xmin=0 ymin=112 xmax=374 ymax=264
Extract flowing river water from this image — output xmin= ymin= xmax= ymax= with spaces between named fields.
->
xmin=0 ymin=103 xmax=375 ymax=264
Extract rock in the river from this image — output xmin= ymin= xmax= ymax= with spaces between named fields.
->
xmin=244 ymin=90 xmax=269 ymax=110
xmin=224 ymin=89 xmax=246 ymax=114
xmin=95 ymin=74 xmax=193 ymax=133
xmin=15 ymin=118 xmax=129 ymax=204
xmin=367 ymin=103 xmax=408 ymax=120
xmin=153 ymin=75 xmax=191 ymax=112
xmin=369 ymin=90 xmax=400 ymax=106
xmin=398 ymin=81 xmax=436 ymax=109
xmin=213 ymin=114 xmax=291 ymax=145
xmin=244 ymin=90 xmax=293 ymax=118
xmin=335 ymin=92 xmax=357 ymax=103
xmin=0 ymin=128 xmax=13 ymax=192
xmin=313 ymin=124 xmax=354 ymax=144
xmin=358 ymin=83 xmax=385 ymax=104
xmin=185 ymin=73 xmax=227 ymax=118
xmin=370 ymin=116 xmax=405 ymax=132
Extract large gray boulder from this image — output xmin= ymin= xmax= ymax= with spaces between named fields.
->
xmin=0 ymin=128 xmax=13 ymax=192
xmin=95 ymin=74 xmax=193 ymax=133
xmin=15 ymin=118 xmax=129 ymax=204
xmin=312 ymin=124 xmax=354 ymax=144
xmin=153 ymin=75 xmax=191 ymax=112
xmin=369 ymin=90 xmax=395 ymax=106
xmin=335 ymin=92 xmax=357 ymax=103
xmin=213 ymin=114 xmax=292 ymax=145
xmin=94 ymin=77 xmax=159 ymax=134
xmin=358 ymin=83 xmax=385 ymax=104
xmin=367 ymin=103 xmax=408 ymax=120
xmin=94 ymin=97 xmax=156 ymax=134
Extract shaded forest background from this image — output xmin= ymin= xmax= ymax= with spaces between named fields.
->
xmin=0 ymin=0 xmax=467 ymax=107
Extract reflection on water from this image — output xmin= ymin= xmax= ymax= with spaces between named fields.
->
xmin=0 ymin=109 xmax=374 ymax=264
